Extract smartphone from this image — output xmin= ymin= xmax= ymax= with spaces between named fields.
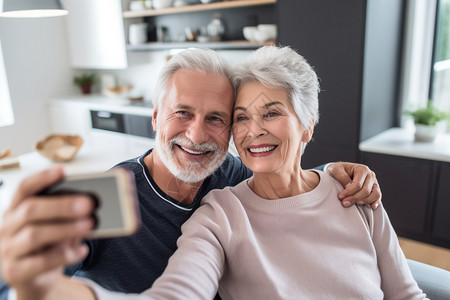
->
xmin=43 ymin=168 xmax=141 ymax=239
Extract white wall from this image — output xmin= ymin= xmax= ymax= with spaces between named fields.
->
xmin=0 ymin=16 xmax=74 ymax=155
xmin=0 ymin=8 xmax=251 ymax=156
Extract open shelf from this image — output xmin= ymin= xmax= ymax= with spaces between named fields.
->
xmin=127 ymin=40 xmax=274 ymax=51
xmin=123 ymin=0 xmax=276 ymax=18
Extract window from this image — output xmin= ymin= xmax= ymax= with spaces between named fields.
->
xmin=431 ymin=0 xmax=450 ymax=112
xmin=0 ymin=38 xmax=14 ymax=127
xmin=400 ymin=0 xmax=450 ymax=128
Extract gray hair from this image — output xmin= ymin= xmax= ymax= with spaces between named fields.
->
xmin=153 ymin=48 xmax=234 ymax=108
xmin=232 ymin=46 xmax=320 ymax=130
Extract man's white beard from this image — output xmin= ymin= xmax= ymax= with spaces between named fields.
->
xmin=154 ymin=133 xmax=228 ymax=183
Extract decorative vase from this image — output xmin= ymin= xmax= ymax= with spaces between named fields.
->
xmin=80 ymin=83 xmax=91 ymax=94
xmin=414 ymin=124 xmax=438 ymax=142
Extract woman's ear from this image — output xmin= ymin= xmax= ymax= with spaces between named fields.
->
xmin=302 ymin=120 xmax=315 ymax=143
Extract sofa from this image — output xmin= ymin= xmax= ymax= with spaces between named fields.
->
xmin=407 ymin=259 xmax=450 ymax=299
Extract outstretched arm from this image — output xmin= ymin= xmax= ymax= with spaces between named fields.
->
xmin=0 ymin=167 xmax=96 ymax=300
xmin=325 ymin=162 xmax=382 ymax=210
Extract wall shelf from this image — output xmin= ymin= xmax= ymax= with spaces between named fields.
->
xmin=123 ymin=0 xmax=276 ymax=18
xmin=127 ymin=40 xmax=273 ymax=51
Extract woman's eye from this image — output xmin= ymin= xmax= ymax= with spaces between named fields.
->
xmin=235 ymin=115 xmax=248 ymax=122
xmin=264 ymin=111 xmax=281 ymax=118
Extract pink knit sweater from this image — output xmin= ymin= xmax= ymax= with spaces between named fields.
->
xmin=84 ymin=171 xmax=426 ymax=299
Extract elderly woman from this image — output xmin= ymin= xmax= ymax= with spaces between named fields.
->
xmin=15 ymin=46 xmax=425 ymax=299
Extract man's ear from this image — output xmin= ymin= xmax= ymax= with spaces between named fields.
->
xmin=152 ymin=106 xmax=158 ymax=131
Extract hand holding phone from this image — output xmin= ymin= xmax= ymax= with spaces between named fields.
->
xmin=42 ymin=168 xmax=141 ymax=239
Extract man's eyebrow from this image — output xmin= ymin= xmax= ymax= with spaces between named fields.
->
xmin=176 ymin=104 xmax=230 ymax=118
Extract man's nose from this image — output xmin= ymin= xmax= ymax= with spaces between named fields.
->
xmin=185 ymin=118 xmax=209 ymax=145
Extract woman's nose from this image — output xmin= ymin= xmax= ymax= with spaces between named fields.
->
xmin=246 ymin=118 xmax=267 ymax=138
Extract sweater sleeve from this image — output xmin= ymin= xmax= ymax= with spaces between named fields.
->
xmin=81 ymin=199 xmax=227 ymax=300
xmin=367 ymin=204 xmax=428 ymax=299
xmin=144 ymin=199 xmax=227 ymax=299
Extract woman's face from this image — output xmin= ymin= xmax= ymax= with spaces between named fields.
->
xmin=232 ymin=82 xmax=313 ymax=175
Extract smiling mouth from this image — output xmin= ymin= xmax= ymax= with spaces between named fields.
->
xmin=178 ymin=145 xmax=210 ymax=155
xmin=248 ymin=145 xmax=277 ymax=153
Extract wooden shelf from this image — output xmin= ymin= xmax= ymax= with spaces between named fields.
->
xmin=127 ymin=40 xmax=273 ymax=51
xmin=123 ymin=0 xmax=276 ymax=18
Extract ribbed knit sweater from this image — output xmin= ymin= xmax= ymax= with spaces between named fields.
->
xmin=83 ymin=170 xmax=426 ymax=299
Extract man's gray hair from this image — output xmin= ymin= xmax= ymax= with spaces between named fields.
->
xmin=233 ymin=46 xmax=320 ymax=130
xmin=152 ymin=48 xmax=234 ymax=108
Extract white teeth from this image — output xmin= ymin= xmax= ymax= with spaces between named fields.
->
xmin=249 ymin=146 xmax=276 ymax=153
xmin=181 ymin=146 xmax=207 ymax=155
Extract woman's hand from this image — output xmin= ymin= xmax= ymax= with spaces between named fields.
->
xmin=0 ymin=167 xmax=95 ymax=300
xmin=326 ymin=162 xmax=382 ymax=210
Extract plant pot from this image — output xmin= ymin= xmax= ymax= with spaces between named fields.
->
xmin=79 ymin=83 xmax=92 ymax=94
xmin=414 ymin=124 xmax=438 ymax=142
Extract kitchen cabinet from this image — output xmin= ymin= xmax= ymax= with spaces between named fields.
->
xmin=62 ymin=0 xmax=128 ymax=69
xmin=432 ymin=162 xmax=450 ymax=244
xmin=361 ymin=152 xmax=435 ymax=237
xmin=49 ymin=96 xmax=155 ymax=158
xmin=361 ymin=152 xmax=450 ymax=249
xmin=122 ymin=0 xmax=276 ymax=51
xmin=277 ymin=0 xmax=403 ymax=168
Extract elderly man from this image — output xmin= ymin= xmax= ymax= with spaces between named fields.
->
xmin=0 ymin=48 xmax=380 ymax=299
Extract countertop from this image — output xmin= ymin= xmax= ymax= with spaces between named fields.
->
xmin=0 ymin=146 xmax=141 ymax=221
xmin=359 ymin=127 xmax=450 ymax=163
xmin=51 ymin=94 xmax=154 ymax=116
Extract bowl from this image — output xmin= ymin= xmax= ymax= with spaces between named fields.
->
xmin=243 ymin=26 xmax=257 ymax=42
xmin=256 ymin=24 xmax=277 ymax=41
xmin=103 ymin=84 xmax=133 ymax=98
xmin=35 ymin=134 xmax=83 ymax=162
xmin=152 ymin=0 xmax=174 ymax=9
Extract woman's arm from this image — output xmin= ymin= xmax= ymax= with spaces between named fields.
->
xmin=79 ymin=201 xmax=227 ymax=300
xmin=368 ymin=205 xmax=427 ymax=299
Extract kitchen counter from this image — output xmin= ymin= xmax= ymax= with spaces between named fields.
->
xmin=0 ymin=145 xmax=147 ymax=222
xmin=51 ymin=94 xmax=154 ymax=116
xmin=359 ymin=127 xmax=450 ymax=162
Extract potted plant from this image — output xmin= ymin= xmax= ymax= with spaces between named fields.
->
xmin=405 ymin=102 xmax=449 ymax=142
xmin=74 ymin=73 xmax=96 ymax=94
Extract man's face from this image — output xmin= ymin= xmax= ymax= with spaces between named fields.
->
xmin=153 ymin=69 xmax=234 ymax=183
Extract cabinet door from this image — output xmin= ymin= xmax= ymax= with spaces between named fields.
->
xmin=361 ymin=152 xmax=434 ymax=237
xmin=432 ymin=162 xmax=450 ymax=244
xmin=61 ymin=0 xmax=127 ymax=69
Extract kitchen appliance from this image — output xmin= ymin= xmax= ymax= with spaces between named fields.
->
xmin=90 ymin=110 xmax=155 ymax=139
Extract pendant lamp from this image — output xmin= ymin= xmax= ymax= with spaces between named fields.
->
xmin=0 ymin=0 xmax=67 ymax=18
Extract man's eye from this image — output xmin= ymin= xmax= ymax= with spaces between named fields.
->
xmin=209 ymin=116 xmax=223 ymax=123
xmin=176 ymin=111 xmax=191 ymax=118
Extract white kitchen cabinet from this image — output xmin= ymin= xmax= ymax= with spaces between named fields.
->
xmin=62 ymin=0 xmax=127 ymax=69
xmin=49 ymin=96 xmax=155 ymax=157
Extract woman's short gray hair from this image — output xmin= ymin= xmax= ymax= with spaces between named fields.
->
xmin=233 ymin=46 xmax=320 ymax=130
xmin=153 ymin=48 xmax=233 ymax=108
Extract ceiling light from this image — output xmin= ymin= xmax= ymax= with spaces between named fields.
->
xmin=0 ymin=0 xmax=67 ymax=18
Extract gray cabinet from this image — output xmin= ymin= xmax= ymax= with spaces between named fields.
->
xmin=362 ymin=152 xmax=450 ymax=249
xmin=277 ymin=0 xmax=403 ymax=168
xmin=432 ymin=162 xmax=450 ymax=243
